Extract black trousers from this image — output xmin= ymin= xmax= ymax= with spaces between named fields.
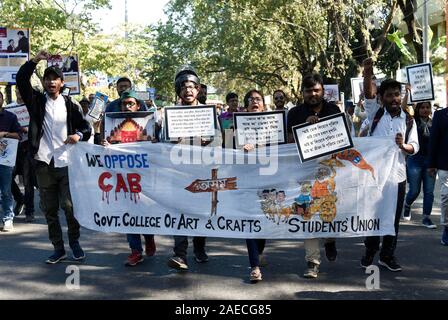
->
xmin=11 ymin=142 xmax=36 ymax=215
xmin=35 ymin=160 xmax=80 ymax=251
xmin=173 ymin=236 xmax=206 ymax=260
xmin=364 ymin=181 xmax=406 ymax=259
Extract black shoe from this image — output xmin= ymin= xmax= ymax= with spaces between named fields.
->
xmin=71 ymin=242 xmax=85 ymax=260
xmin=303 ymin=261 xmax=319 ymax=278
xmin=194 ymin=251 xmax=209 ymax=263
xmin=45 ymin=250 xmax=67 ymax=264
xmin=14 ymin=202 xmax=25 ymax=216
xmin=167 ymin=256 xmax=188 ymax=271
xmin=360 ymin=254 xmax=375 ymax=269
xmin=378 ymin=256 xmax=402 ymax=272
xmin=324 ymin=241 xmax=337 ymax=262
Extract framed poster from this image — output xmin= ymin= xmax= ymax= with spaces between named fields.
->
xmin=47 ymin=54 xmax=81 ymax=95
xmin=164 ymin=105 xmax=218 ymax=140
xmin=324 ymin=84 xmax=340 ymax=102
xmin=0 ymin=27 xmax=30 ymax=84
xmin=88 ymin=92 xmax=109 ymax=121
xmin=233 ymin=110 xmax=287 ymax=148
xmin=104 ymin=111 xmax=155 ymax=144
xmin=405 ymin=63 xmax=435 ymax=102
xmin=292 ymin=113 xmax=353 ymax=163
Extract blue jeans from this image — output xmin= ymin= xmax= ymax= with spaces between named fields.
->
xmin=405 ymin=155 xmax=435 ymax=216
xmin=127 ymin=234 xmax=154 ymax=253
xmin=246 ymin=239 xmax=266 ymax=268
xmin=0 ymin=165 xmax=14 ymax=222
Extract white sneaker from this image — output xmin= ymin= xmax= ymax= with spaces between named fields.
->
xmin=2 ymin=220 xmax=13 ymax=232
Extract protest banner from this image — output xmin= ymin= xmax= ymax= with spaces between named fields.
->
xmin=0 ymin=27 xmax=29 ymax=84
xmin=233 ymin=111 xmax=287 ymax=148
xmin=406 ymin=63 xmax=435 ymax=102
xmin=47 ymin=54 xmax=80 ymax=95
xmin=88 ymin=92 xmax=108 ymax=121
xmin=104 ymin=111 xmax=155 ymax=144
xmin=164 ymin=105 xmax=218 ymax=140
xmin=324 ymin=84 xmax=340 ymax=102
xmin=0 ymin=138 xmax=19 ymax=167
xmin=68 ymin=136 xmax=398 ymax=239
xmin=292 ymin=113 xmax=353 ymax=163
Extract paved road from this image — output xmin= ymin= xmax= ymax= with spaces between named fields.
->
xmin=0 ymin=180 xmax=447 ymax=300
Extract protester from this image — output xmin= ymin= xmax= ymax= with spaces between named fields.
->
xmin=219 ymin=92 xmax=239 ymax=148
xmin=0 ymin=91 xmax=21 ymax=231
xmin=402 ymin=101 xmax=436 ymax=228
xmin=360 ymin=58 xmax=419 ymax=272
xmin=6 ymin=87 xmax=37 ymax=222
xmin=163 ymin=66 xmax=222 ymax=271
xmin=287 ymin=73 xmax=340 ymax=279
xmin=273 ymin=90 xmax=288 ymax=112
xmin=428 ymin=106 xmax=448 ymax=246
xmin=198 ymin=83 xmax=208 ymax=104
xmin=105 ymin=77 xmax=147 ymax=113
xmin=242 ymin=89 xmax=268 ymax=282
xmin=17 ymin=50 xmax=92 ymax=264
xmin=101 ymin=90 xmax=156 ymax=266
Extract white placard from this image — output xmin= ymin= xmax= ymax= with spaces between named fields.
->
xmin=406 ymin=63 xmax=435 ymax=102
xmin=233 ymin=111 xmax=287 ymax=147
xmin=292 ymin=113 xmax=353 ymax=163
xmin=0 ymin=27 xmax=29 ymax=84
xmin=324 ymin=84 xmax=340 ymax=102
xmin=135 ymin=91 xmax=150 ymax=101
xmin=88 ymin=92 xmax=108 ymax=121
xmin=164 ymin=105 xmax=217 ymax=140
xmin=0 ymin=138 xmax=19 ymax=167
xmin=351 ymin=78 xmax=364 ymax=104
xmin=4 ymin=104 xmax=29 ymax=127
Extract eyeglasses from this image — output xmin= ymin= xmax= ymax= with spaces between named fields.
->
xmin=248 ymin=97 xmax=263 ymax=103
xmin=181 ymin=85 xmax=197 ymax=92
xmin=122 ymin=101 xmax=137 ymax=108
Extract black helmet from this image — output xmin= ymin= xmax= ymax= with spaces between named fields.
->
xmin=174 ymin=65 xmax=200 ymax=96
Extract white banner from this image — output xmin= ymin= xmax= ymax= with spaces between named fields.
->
xmin=0 ymin=138 xmax=19 ymax=167
xmin=68 ymin=137 xmax=399 ymax=239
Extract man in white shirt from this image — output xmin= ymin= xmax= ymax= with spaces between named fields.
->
xmin=360 ymin=58 xmax=419 ymax=272
xmin=17 ymin=50 xmax=92 ymax=264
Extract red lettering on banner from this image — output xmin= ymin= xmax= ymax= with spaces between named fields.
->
xmin=98 ymin=172 xmax=142 ymax=204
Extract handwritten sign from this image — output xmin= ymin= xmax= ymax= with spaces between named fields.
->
xmin=233 ymin=111 xmax=287 ymax=148
xmin=292 ymin=113 xmax=353 ymax=163
xmin=406 ymin=63 xmax=435 ymax=102
xmin=164 ymin=105 xmax=217 ymax=140
xmin=4 ymin=104 xmax=29 ymax=127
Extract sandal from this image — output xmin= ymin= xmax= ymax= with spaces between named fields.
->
xmin=250 ymin=267 xmax=262 ymax=282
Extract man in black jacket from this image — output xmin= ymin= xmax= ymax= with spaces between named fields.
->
xmin=287 ymin=74 xmax=341 ymax=279
xmin=17 ymin=50 xmax=91 ymax=264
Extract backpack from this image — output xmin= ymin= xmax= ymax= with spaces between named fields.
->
xmin=369 ymin=107 xmax=414 ymax=143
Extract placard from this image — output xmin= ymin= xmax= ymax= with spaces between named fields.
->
xmin=0 ymin=138 xmax=19 ymax=167
xmin=292 ymin=113 xmax=353 ymax=163
xmin=324 ymin=84 xmax=340 ymax=102
xmin=4 ymin=103 xmax=29 ymax=127
xmin=0 ymin=27 xmax=29 ymax=84
xmin=233 ymin=111 xmax=287 ymax=148
xmin=104 ymin=111 xmax=155 ymax=144
xmin=406 ymin=63 xmax=435 ymax=102
xmin=88 ymin=92 xmax=109 ymax=121
xmin=164 ymin=105 xmax=217 ymax=140
xmin=135 ymin=91 xmax=150 ymax=101
xmin=47 ymin=54 xmax=80 ymax=95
